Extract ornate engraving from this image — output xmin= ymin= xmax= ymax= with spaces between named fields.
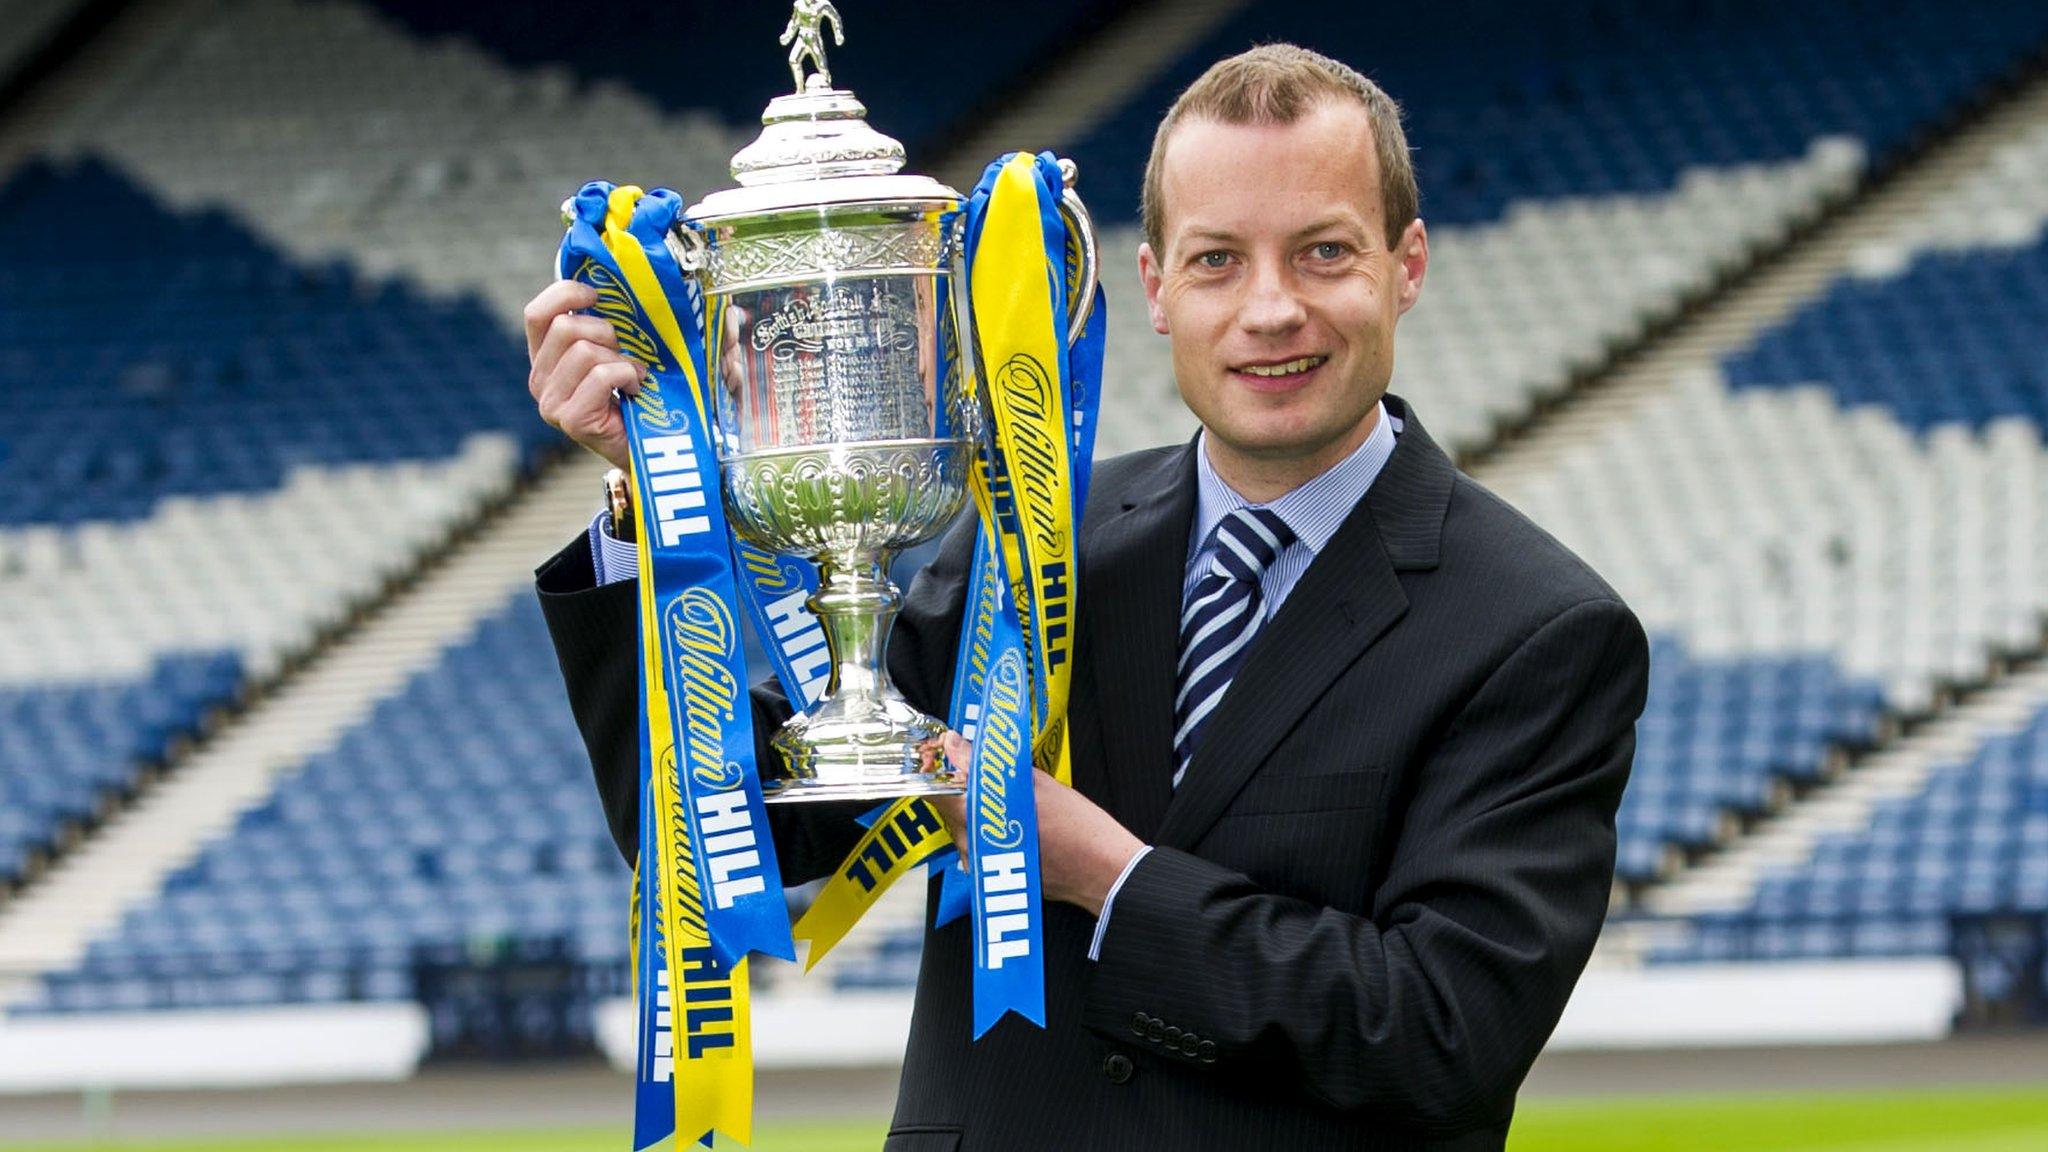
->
xmin=722 ymin=438 xmax=969 ymax=559
xmin=703 ymin=221 xmax=946 ymax=293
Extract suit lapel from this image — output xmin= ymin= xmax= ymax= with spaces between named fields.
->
xmin=1082 ymin=442 xmax=1196 ymax=843
xmin=1153 ymin=396 xmax=1456 ymax=851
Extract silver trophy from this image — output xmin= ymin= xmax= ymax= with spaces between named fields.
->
xmin=674 ymin=2 xmax=1099 ymax=802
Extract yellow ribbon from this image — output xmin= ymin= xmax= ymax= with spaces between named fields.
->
xmin=972 ymin=154 xmax=1078 ymax=786
xmin=598 ymin=185 xmax=752 ymax=1148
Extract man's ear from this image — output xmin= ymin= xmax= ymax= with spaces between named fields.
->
xmin=1138 ymin=242 xmax=1170 ymax=335
xmin=1394 ymin=218 xmax=1428 ymax=317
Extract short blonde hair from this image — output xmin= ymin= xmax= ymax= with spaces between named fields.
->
xmin=1140 ymin=43 xmax=1418 ymax=253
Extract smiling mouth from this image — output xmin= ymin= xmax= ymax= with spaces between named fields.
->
xmin=1234 ymin=355 xmax=1327 ymax=379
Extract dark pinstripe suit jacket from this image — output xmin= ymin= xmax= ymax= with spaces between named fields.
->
xmin=537 ymin=394 xmax=1649 ymax=1151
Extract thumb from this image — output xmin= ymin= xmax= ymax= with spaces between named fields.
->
xmin=941 ymin=730 xmax=972 ymax=775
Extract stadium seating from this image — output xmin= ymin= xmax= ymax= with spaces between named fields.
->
xmin=0 ymin=654 xmax=243 ymax=885
xmin=9 ymin=0 xmax=2048 ymax=1018
xmin=1082 ymin=0 xmax=2048 ymax=459
xmin=1726 ymin=240 xmax=2048 ymax=432
xmin=0 ymin=157 xmax=544 ymax=885
xmin=18 ymin=595 xmax=627 ymax=1014
xmin=1507 ymin=348 xmax=2045 ymax=890
xmin=28 ymin=0 xmax=749 ymax=322
xmin=1503 ymin=92 xmax=2048 ymax=888
xmin=1657 ymin=698 xmax=2048 ymax=964
xmin=1614 ymin=641 xmax=1886 ymax=884
xmin=0 ymin=159 xmax=547 ymax=525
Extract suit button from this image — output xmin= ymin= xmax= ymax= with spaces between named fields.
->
xmin=1130 ymin=1012 xmax=1148 ymax=1037
xmin=1163 ymin=1025 xmax=1182 ymax=1047
xmin=1103 ymin=1053 xmax=1134 ymax=1084
xmin=1197 ymin=1040 xmax=1217 ymax=1063
xmin=1179 ymin=1033 xmax=1200 ymax=1057
xmin=1145 ymin=1019 xmax=1165 ymax=1044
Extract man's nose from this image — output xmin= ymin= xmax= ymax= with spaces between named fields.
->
xmin=1238 ymin=260 xmax=1307 ymax=335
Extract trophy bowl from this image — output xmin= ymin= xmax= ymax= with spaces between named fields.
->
xmin=678 ymin=22 xmax=1095 ymax=803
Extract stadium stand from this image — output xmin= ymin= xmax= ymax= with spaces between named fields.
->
xmin=1500 ymin=81 xmax=2048 ymax=897
xmin=0 ymin=156 xmax=541 ymax=890
xmin=0 ymin=655 xmax=242 ymax=887
xmin=5 ymin=0 xmax=2048 ymax=1036
xmin=13 ymin=595 xmax=628 ymax=1017
xmin=25 ymin=0 xmax=747 ymax=320
xmin=0 ymin=465 xmax=597 ymax=1012
xmin=0 ymin=0 xmax=985 ymax=1012
xmin=1616 ymin=641 xmax=1887 ymax=883
xmin=1650 ymin=666 xmax=2048 ymax=965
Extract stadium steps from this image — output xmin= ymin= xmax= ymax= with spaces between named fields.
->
xmin=0 ymin=464 xmax=592 ymax=1002
xmin=1642 ymin=662 xmax=2048 ymax=921
xmin=932 ymin=0 xmax=1252 ymax=195
xmin=1488 ymin=65 xmax=2048 ymax=962
xmin=1460 ymin=48 xmax=2048 ymax=478
xmin=1475 ymin=65 xmax=2048 ymax=487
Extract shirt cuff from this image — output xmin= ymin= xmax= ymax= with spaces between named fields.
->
xmin=1086 ymin=845 xmax=1154 ymax=961
xmin=587 ymin=509 xmax=640 ymax=587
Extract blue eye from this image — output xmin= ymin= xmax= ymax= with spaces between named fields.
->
xmin=1309 ymin=241 xmax=1348 ymax=261
xmin=1196 ymin=250 xmax=1231 ymax=269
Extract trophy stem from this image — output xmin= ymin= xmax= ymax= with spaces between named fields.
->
xmin=809 ymin=552 xmax=897 ymax=702
xmin=762 ymin=548 xmax=958 ymax=801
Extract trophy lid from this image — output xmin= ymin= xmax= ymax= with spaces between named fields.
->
xmin=687 ymin=2 xmax=960 ymax=223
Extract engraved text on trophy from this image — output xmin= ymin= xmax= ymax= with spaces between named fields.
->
xmin=727 ymin=278 xmax=938 ymax=452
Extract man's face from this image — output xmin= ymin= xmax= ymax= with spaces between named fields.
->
xmin=1140 ymin=101 xmax=1427 ymax=484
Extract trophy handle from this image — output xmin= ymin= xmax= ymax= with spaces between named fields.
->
xmin=666 ymin=221 xmax=708 ymax=273
xmin=1055 ymin=157 xmax=1099 ymax=348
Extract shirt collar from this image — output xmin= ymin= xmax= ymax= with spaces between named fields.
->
xmin=1191 ymin=399 xmax=1400 ymax=558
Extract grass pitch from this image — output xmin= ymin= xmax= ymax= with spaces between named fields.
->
xmin=4 ymin=1086 xmax=2046 ymax=1150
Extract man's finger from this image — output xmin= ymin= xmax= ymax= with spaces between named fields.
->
xmin=523 ymin=280 xmax=598 ymax=361
xmin=531 ymin=315 xmax=621 ymax=400
xmin=552 ymin=360 xmax=639 ymax=439
xmin=540 ymin=338 xmax=630 ymax=415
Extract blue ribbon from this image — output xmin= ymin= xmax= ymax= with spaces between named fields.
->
xmin=559 ymin=182 xmax=793 ymax=1151
xmin=963 ymin=569 xmax=1045 ymax=1034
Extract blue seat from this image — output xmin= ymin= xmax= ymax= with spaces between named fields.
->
xmin=29 ymin=597 xmax=636 ymax=1012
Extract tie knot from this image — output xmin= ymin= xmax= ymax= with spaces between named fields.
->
xmin=1208 ymin=507 xmax=1295 ymax=584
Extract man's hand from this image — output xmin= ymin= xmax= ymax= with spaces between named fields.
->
xmin=525 ymin=280 xmax=641 ymax=472
xmin=931 ymin=732 xmax=1147 ymax=917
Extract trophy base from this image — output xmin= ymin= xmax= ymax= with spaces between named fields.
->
xmin=763 ymin=698 xmax=963 ymax=804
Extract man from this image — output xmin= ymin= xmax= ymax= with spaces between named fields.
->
xmin=528 ymin=44 xmax=1648 ymax=1151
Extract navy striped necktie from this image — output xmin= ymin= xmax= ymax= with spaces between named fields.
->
xmin=1173 ymin=507 xmax=1296 ymax=788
